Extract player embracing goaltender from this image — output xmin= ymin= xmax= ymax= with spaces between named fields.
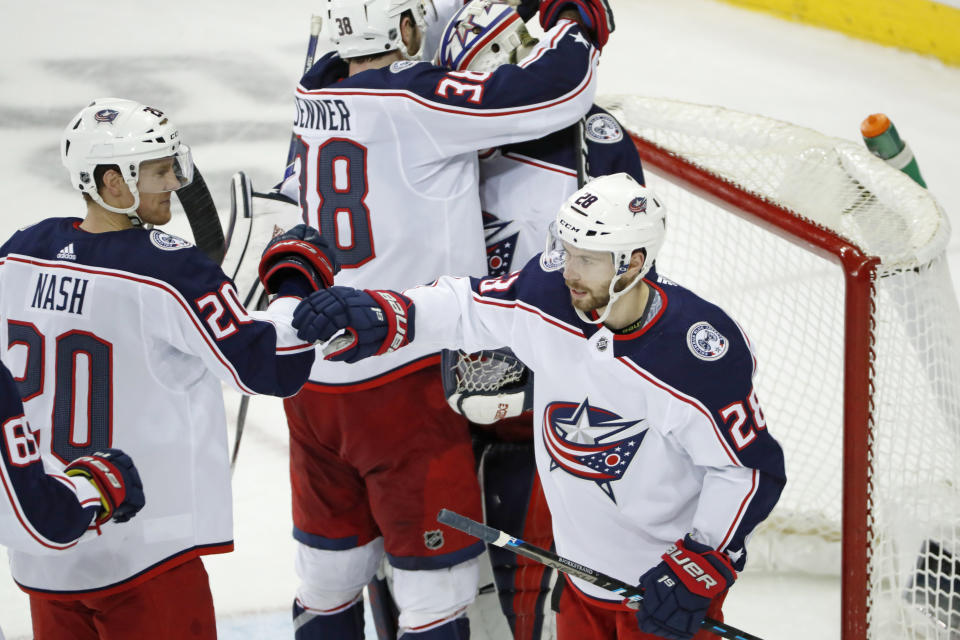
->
xmin=291 ymin=173 xmax=787 ymax=640
xmin=0 ymin=98 xmax=338 ymax=639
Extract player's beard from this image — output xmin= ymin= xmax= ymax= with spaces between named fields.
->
xmin=565 ymin=279 xmax=611 ymax=312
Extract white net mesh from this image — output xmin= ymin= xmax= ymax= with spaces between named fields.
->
xmin=599 ymin=96 xmax=960 ymax=639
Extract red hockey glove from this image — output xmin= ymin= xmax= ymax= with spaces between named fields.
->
xmin=292 ymin=286 xmax=415 ymax=362
xmin=635 ymin=535 xmax=737 ymax=640
xmin=65 ymin=449 xmax=145 ymax=525
xmin=539 ymin=0 xmax=614 ymax=51
xmin=259 ymin=224 xmax=339 ymax=296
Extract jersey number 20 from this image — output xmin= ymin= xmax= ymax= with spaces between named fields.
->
xmin=294 ymin=137 xmax=374 ymax=268
xmin=7 ymin=320 xmax=112 ymax=464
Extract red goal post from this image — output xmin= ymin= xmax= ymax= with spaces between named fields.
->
xmin=600 ymin=96 xmax=959 ymax=640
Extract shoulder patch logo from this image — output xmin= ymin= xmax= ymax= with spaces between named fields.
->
xmin=585 ymin=113 xmax=623 ymax=144
xmin=390 ymin=60 xmax=419 ymax=73
xmin=687 ymin=321 xmax=728 ymax=361
xmin=150 ymin=230 xmax=193 ymax=251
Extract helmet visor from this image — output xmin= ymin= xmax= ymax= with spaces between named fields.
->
xmin=540 ymin=221 xmax=567 ymax=272
xmin=137 ymin=145 xmax=194 ymax=194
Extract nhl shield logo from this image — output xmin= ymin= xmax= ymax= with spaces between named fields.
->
xmin=423 ymin=529 xmax=445 ymax=550
xmin=687 ymin=321 xmax=728 ymax=361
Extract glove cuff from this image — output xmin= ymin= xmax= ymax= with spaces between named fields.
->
xmin=660 ymin=536 xmax=736 ymax=598
xmin=365 ymin=290 xmax=415 ymax=354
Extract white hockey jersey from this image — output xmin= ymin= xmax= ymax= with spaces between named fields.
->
xmin=0 ymin=218 xmax=314 ymax=596
xmin=287 ymin=20 xmax=598 ymax=389
xmin=404 ymin=260 xmax=786 ymax=603
xmin=480 ymin=105 xmax=645 ymax=277
xmin=0 ymin=361 xmax=102 ymax=554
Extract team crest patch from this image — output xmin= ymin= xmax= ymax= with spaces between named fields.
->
xmin=424 ymin=529 xmax=445 ymax=550
xmin=628 ymin=196 xmax=647 ymax=214
xmin=94 ymin=109 xmax=120 ymax=123
xmin=585 ymin=113 xmax=623 ymax=144
xmin=150 ymin=230 xmax=193 ymax=251
xmin=687 ymin=321 xmax=728 ymax=361
xmin=543 ymin=399 xmax=647 ymax=503
xmin=390 ymin=60 xmax=419 ymax=73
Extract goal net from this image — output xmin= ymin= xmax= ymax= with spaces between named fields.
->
xmin=598 ymin=96 xmax=960 ymax=640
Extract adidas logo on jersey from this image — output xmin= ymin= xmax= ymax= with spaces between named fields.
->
xmin=56 ymin=243 xmax=77 ymax=261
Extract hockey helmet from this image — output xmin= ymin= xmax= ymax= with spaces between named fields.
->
xmin=61 ymin=98 xmax=194 ymax=223
xmin=328 ymin=0 xmax=431 ymax=60
xmin=436 ymin=0 xmax=534 ymax=72
xmin=541 ymin=173 xmax=666 ymax=324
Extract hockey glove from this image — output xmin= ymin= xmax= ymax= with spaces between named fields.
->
xmin=635 ymin=535 xmax=736 ymax=640
xmin=292 ymin=286 xmax=415 ymax=363
xmin=258 ymin=224 xmax=339 ymax=297
xmin=539 ymin=0 xmax=614 ymax=51
xmin=65 ymin=449 xmax=146 ymax=525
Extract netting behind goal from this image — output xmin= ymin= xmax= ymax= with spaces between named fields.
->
xmin=599 ymin=96 xmax=960 ymax=640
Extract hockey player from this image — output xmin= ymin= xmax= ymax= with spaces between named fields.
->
xmin=0 ymin=358 xmax=144 ymax=551
xmin=291 ymin=173 xmax=787 ymax=640
xmin=435 ymin=4 xmax=645 ymax=637
xmin=0 ymin=98 xmax=336 ymax=640
xmin=278 ymin=0 xmax=612 ymax=637
xmin=0 ymin=360 xmax=145 ymax=640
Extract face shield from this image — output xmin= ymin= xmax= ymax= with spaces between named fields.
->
xmin=136 ymin=145 xmax=194 ymax=194
xmin=540 ymin=221 xmax=568 ymax=272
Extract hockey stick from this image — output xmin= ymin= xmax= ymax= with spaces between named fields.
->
xmin=285 ymin=14 xmax=325 ymax=171
xmin=575 ymin=116 xmax=590 ymax=188
xmin=177 ymin=166 xmax=227 ymax=265
xmin=437 ymin=509 xmax=765 ymax=640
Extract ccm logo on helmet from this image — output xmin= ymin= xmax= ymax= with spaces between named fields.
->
xmin=665 ymin=544 xmax=720 ymax=590
xmin=559 ymin=219 xmax=580 ymax=233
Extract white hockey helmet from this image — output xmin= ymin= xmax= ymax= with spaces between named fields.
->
xmin=61 ymin=98 xmax=194 ymax=223
xmin=328 ymin=0 xmax=431 ymax=60
xmin=436 ymin=0 xmax=533 ymax=72
xmin=542 ymin=173 xmax=666 ymax=324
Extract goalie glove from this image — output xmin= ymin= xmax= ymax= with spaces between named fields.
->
xmin=258 ymin=224 xmax=339 ymax=297
xmin=635 ymin=534 xmax=737 ymax=640
xmin=441 ymin=348 xmax=534 ymax=424
xmin=64 ymin=449 xmax=146 ymax=525
xmin=293 ymin=286 xmax=415 ymax=363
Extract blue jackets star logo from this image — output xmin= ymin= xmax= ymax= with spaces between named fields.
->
xmin=542 ymin=399 xmax=647 ymax=503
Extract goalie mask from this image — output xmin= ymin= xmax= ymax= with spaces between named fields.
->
xmin=541 ymin=173 xmax=666 ymax=325
xmin=61 ymin=98 xmax=194 ymax=224
xmin=328 ymin=0 xmax=431 ymax=60
xmin=436 ymin=0 xmax=535 ymax=72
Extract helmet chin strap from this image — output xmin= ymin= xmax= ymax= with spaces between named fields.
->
xmin=87 ymin=179 xmax=144 ymax=226
xmin=575 ymin=270 xmax=644 ymax=326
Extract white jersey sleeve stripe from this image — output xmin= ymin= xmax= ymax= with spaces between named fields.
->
xmin=502 ymin=152 xmax=578 ymax=177
xmin=0 ymin=461 xmax=80 ymax=551
xmin=617 ymin=356 xmax=744 ymax=466
xmin=296 ymin=54 xmax=597 ymax=119
xmin=4 ymin=255 xmax=257 ymax=394
xmin=718 ymin=469 xmax=759 ymax=551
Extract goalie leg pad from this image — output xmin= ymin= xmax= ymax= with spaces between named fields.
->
xmin=392 ymin=558 xmax=480 ymax=633
xmin=295 ymin=537 xmax=385 ymax=611
xmin=293 ymin=597 xmax=365 ymax=640
xmin=482 ymin=442 xmax=555 ymax=640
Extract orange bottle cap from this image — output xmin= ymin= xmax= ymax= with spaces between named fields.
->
xmin=860 ymin=113 xmax=891 ymax=138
